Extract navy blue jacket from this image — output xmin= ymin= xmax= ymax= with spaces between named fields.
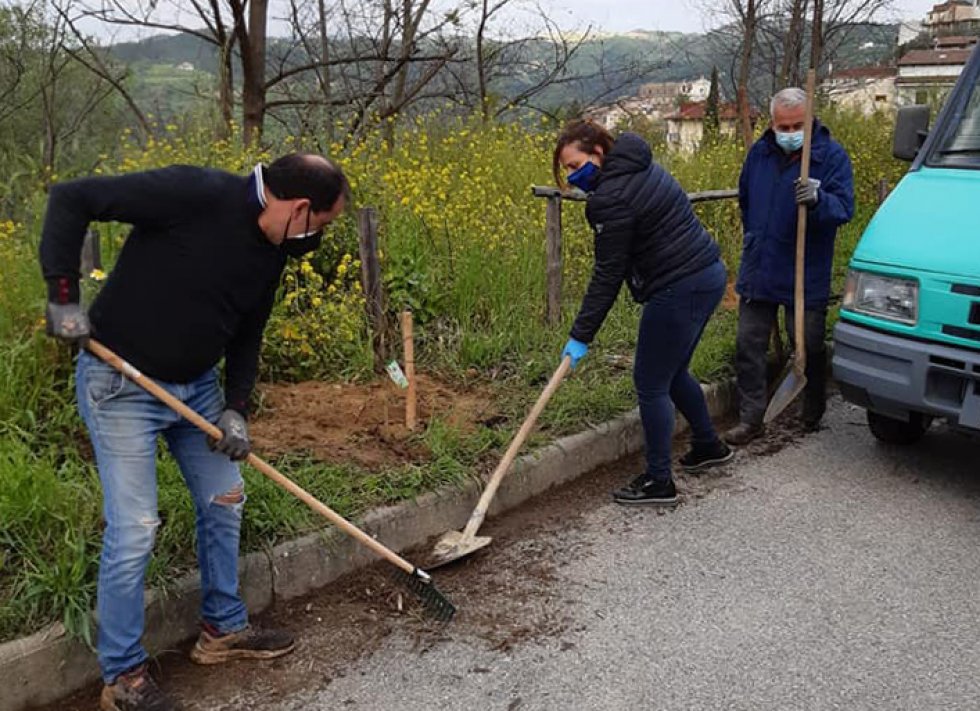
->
xmin=570 ymin=133 xmax=720 ymax=343
xmin=736 ymin=121 xmax=854 ymax=309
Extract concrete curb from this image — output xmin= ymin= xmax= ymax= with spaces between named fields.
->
xmin=0 ymin=380 xmax=735 ymax=711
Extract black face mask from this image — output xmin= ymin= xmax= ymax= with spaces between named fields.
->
xmin=279 ymin=210 xmax=323 ymax=258
xmin=281 ymin=232 xmax=323 ymax=257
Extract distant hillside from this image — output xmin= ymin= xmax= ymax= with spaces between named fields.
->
xmin=109 ymin=24 xmax=901 ymax=119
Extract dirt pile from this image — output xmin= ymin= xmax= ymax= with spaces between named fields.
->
xmin=250 ymin=375 xmax=496 ymax=469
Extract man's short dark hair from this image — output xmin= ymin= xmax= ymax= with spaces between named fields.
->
xmin=263 ymin=153 xmax=350 ymax=213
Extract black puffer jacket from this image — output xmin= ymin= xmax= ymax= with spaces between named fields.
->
xmin=569 ymin=133 xmax=721 ymax=344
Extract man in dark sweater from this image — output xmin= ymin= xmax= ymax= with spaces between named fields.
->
xmin=40 ymin=153 xmax=348 ymax=711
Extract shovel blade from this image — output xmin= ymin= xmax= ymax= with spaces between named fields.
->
xmin=764 ymin=368 xmax=807 ymax=424
xmin=427 ymin=529 xmax=493 ymax=568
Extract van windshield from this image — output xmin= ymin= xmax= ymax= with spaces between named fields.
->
xmin=929 ymin=67 xmax=980 ymax=168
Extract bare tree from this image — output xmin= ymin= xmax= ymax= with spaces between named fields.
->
xmin=82 ymin=0 xmax=253 ymax=140
xmin=53 ymin=3 xmax=151 ymax=138
xmin=780 ymin=0 xmax=807 ymax=85
xmin=0 ymin=2 xmax=116 ymax=176
xmin=819 ymin=0 xmax=894 ymax=77
xmin=735 ymin=0 xmax=763 ymax=147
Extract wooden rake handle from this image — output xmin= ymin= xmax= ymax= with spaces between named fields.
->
xmin=461 ymin=356 xmax=572 ymax=539
xmin=86 ymin=339 xmax=418 ymax=576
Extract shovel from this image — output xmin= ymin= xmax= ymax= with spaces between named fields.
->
xmin=764 ymin=69 xmax=816 ymax=425
xmin=86 ymin=339 xmax=456 ymax=621
xmin=429 ymin=356 xmax=572 ymax=567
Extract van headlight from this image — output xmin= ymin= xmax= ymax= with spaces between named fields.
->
xmin=843 ymin=270 xmax=918 ymax=325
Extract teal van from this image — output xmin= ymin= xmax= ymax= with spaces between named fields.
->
xmin=833 ymin=45 xmax=980 ymax=444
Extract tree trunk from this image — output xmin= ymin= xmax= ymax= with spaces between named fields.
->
xmin=217 ymin=38 xmax=235 ymax=139
xmin=780 ymin=0 xmax=807 ymax=86
xmin=476 ymin=0 xmax=490 ymax=120
xmin=737 ymin=0 xmax=758 ymax=150
xmin=317 ymin=0 xmax=333 ymax=143
xmin=810 ymin=0 xmax=824 ymax=77
xmin=241 ymin=0 xmax=268 ymax=146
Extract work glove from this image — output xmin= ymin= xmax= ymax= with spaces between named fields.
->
xmin=561 ymin=338 xmax=589 ymax=369
xmin=794 ymin=177 xmax=820 ymax=207
xmin=209 ymin=409 xmax=251 ymax=461
xmin=45 ymin=302 xmax=91 ymax=345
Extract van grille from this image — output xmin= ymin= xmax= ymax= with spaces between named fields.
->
xmin=943 ymin=325 xmax=980 ymax=342
xmin=952 ymin=284 xmax=980 ymax=297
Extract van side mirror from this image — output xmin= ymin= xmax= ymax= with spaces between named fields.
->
xmin=894 ymin=106 xmax=930 ymax=161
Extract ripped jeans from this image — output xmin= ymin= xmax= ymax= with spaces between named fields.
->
xmin=76 ymin=350 xmax=248 ymax=683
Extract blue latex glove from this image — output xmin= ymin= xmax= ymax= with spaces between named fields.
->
xmin=562 ymin=338 xmax=589 ymax=369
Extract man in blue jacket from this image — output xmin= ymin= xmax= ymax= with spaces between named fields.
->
xmin=725 ymin=87 xmax=855 ymax=445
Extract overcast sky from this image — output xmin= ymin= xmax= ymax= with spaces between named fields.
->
xmin=83 ymin=0 xmax=941 ymax=41
xmin=537 ymin=0 xmax=938 ymax=34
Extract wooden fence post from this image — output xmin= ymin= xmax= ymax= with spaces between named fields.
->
xmin=876 ymin=178 xmax=889 ymax=205
xmin=358 ymin=207 xmax=387 ymax=371
xmin=80 ymin=228 xmax=102 ymax=276
xmin=545 ymin=195 xmax=563 ymax=325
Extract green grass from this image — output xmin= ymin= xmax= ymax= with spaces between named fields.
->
xmin=0 ymin=108 xmax=904 ymax=644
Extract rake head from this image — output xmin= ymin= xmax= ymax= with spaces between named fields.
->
xmin=392 ymin=567 xmax=456 ymax=622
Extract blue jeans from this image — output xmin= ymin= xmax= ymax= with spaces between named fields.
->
xmin=76 ymin=350 xmax=248 ymax=683
xmin=634 ymin=260 xmax=727 ymax=483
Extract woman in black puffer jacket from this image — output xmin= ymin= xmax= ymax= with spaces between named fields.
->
xmin=555 ymin=120 xmax=732 ymax=505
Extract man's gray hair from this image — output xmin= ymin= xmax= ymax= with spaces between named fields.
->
xmin=770 ymin=87 xmax=807 ymax=117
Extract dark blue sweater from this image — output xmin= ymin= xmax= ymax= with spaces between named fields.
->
xmin=40 ymin=166 xmax=286 ymax=415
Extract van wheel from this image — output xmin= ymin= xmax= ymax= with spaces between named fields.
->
xmin=867 ymin=410 xmax=929 ymax=445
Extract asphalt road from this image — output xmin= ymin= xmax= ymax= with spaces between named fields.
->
xmin=50 ymin=395 xmax=980 ymax=711
xmin=265 ymin=397 xmax=980 ymax=711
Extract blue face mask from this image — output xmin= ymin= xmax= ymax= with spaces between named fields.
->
xmin=567 ymin=160 xmax=599 ymax=192
xmin=775 ymin=130 xmax=804 ymax=153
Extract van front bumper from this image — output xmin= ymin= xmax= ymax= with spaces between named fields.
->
xmin=832 ymin=321 xmax=980 ymax=430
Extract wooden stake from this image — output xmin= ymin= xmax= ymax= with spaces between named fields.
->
xmin=401 ymin=309 xmax=417 ymax=430
xmin=358 ymin=207 xmax=387 ymax=372
xmin=545 ymin=195 xmax=563 ymax=326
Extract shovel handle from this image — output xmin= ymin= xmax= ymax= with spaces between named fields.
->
xmin=460 ymin=356 xmax=572 ymax=539
xmin=794 ymin=69 xmax=816 ymax=376
xmin=85 ymin=339 xmax=418 ymax=576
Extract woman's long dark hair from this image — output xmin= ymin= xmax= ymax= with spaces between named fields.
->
xmin=552 ymin=120 xmax=615 ymax=186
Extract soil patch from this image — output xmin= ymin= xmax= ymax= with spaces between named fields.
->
xmin=250 ymin=375 xmax=496 ymax=469
xmin=721 ymin=280 xmax=739 ymax=311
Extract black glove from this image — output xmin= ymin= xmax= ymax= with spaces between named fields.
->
xmin=209 ymin=409 xmax=251 ymax=461
xmin=794 ymin=177 xmax=820 ymax=207
xmin=45 ymin=302 xmax=91 ymax=344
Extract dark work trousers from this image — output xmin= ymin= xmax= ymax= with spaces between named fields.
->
xmin=734 ymin=299 xmax=827 ymax=426
xmin=634 ymin=260 xmax=727 ymax=484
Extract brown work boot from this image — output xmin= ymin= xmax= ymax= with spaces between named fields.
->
xmin=189 ymin=623 xmax=295 ymax=665
xmin=724 ymin=422 xmax=765 ymax=446
xmin=100 ymin=664 xmax=180 ymax=711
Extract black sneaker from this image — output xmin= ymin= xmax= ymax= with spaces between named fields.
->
xmin=100 ymin=664 xmax=180 ymax=711
xmin=680 ymin=440 xmax=734 ymax=472
xmin=612 ymin=476 xmax=679 ymax=506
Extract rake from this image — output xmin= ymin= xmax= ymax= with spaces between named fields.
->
xmin=87 ymin=339 xmax=455 ymax=622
